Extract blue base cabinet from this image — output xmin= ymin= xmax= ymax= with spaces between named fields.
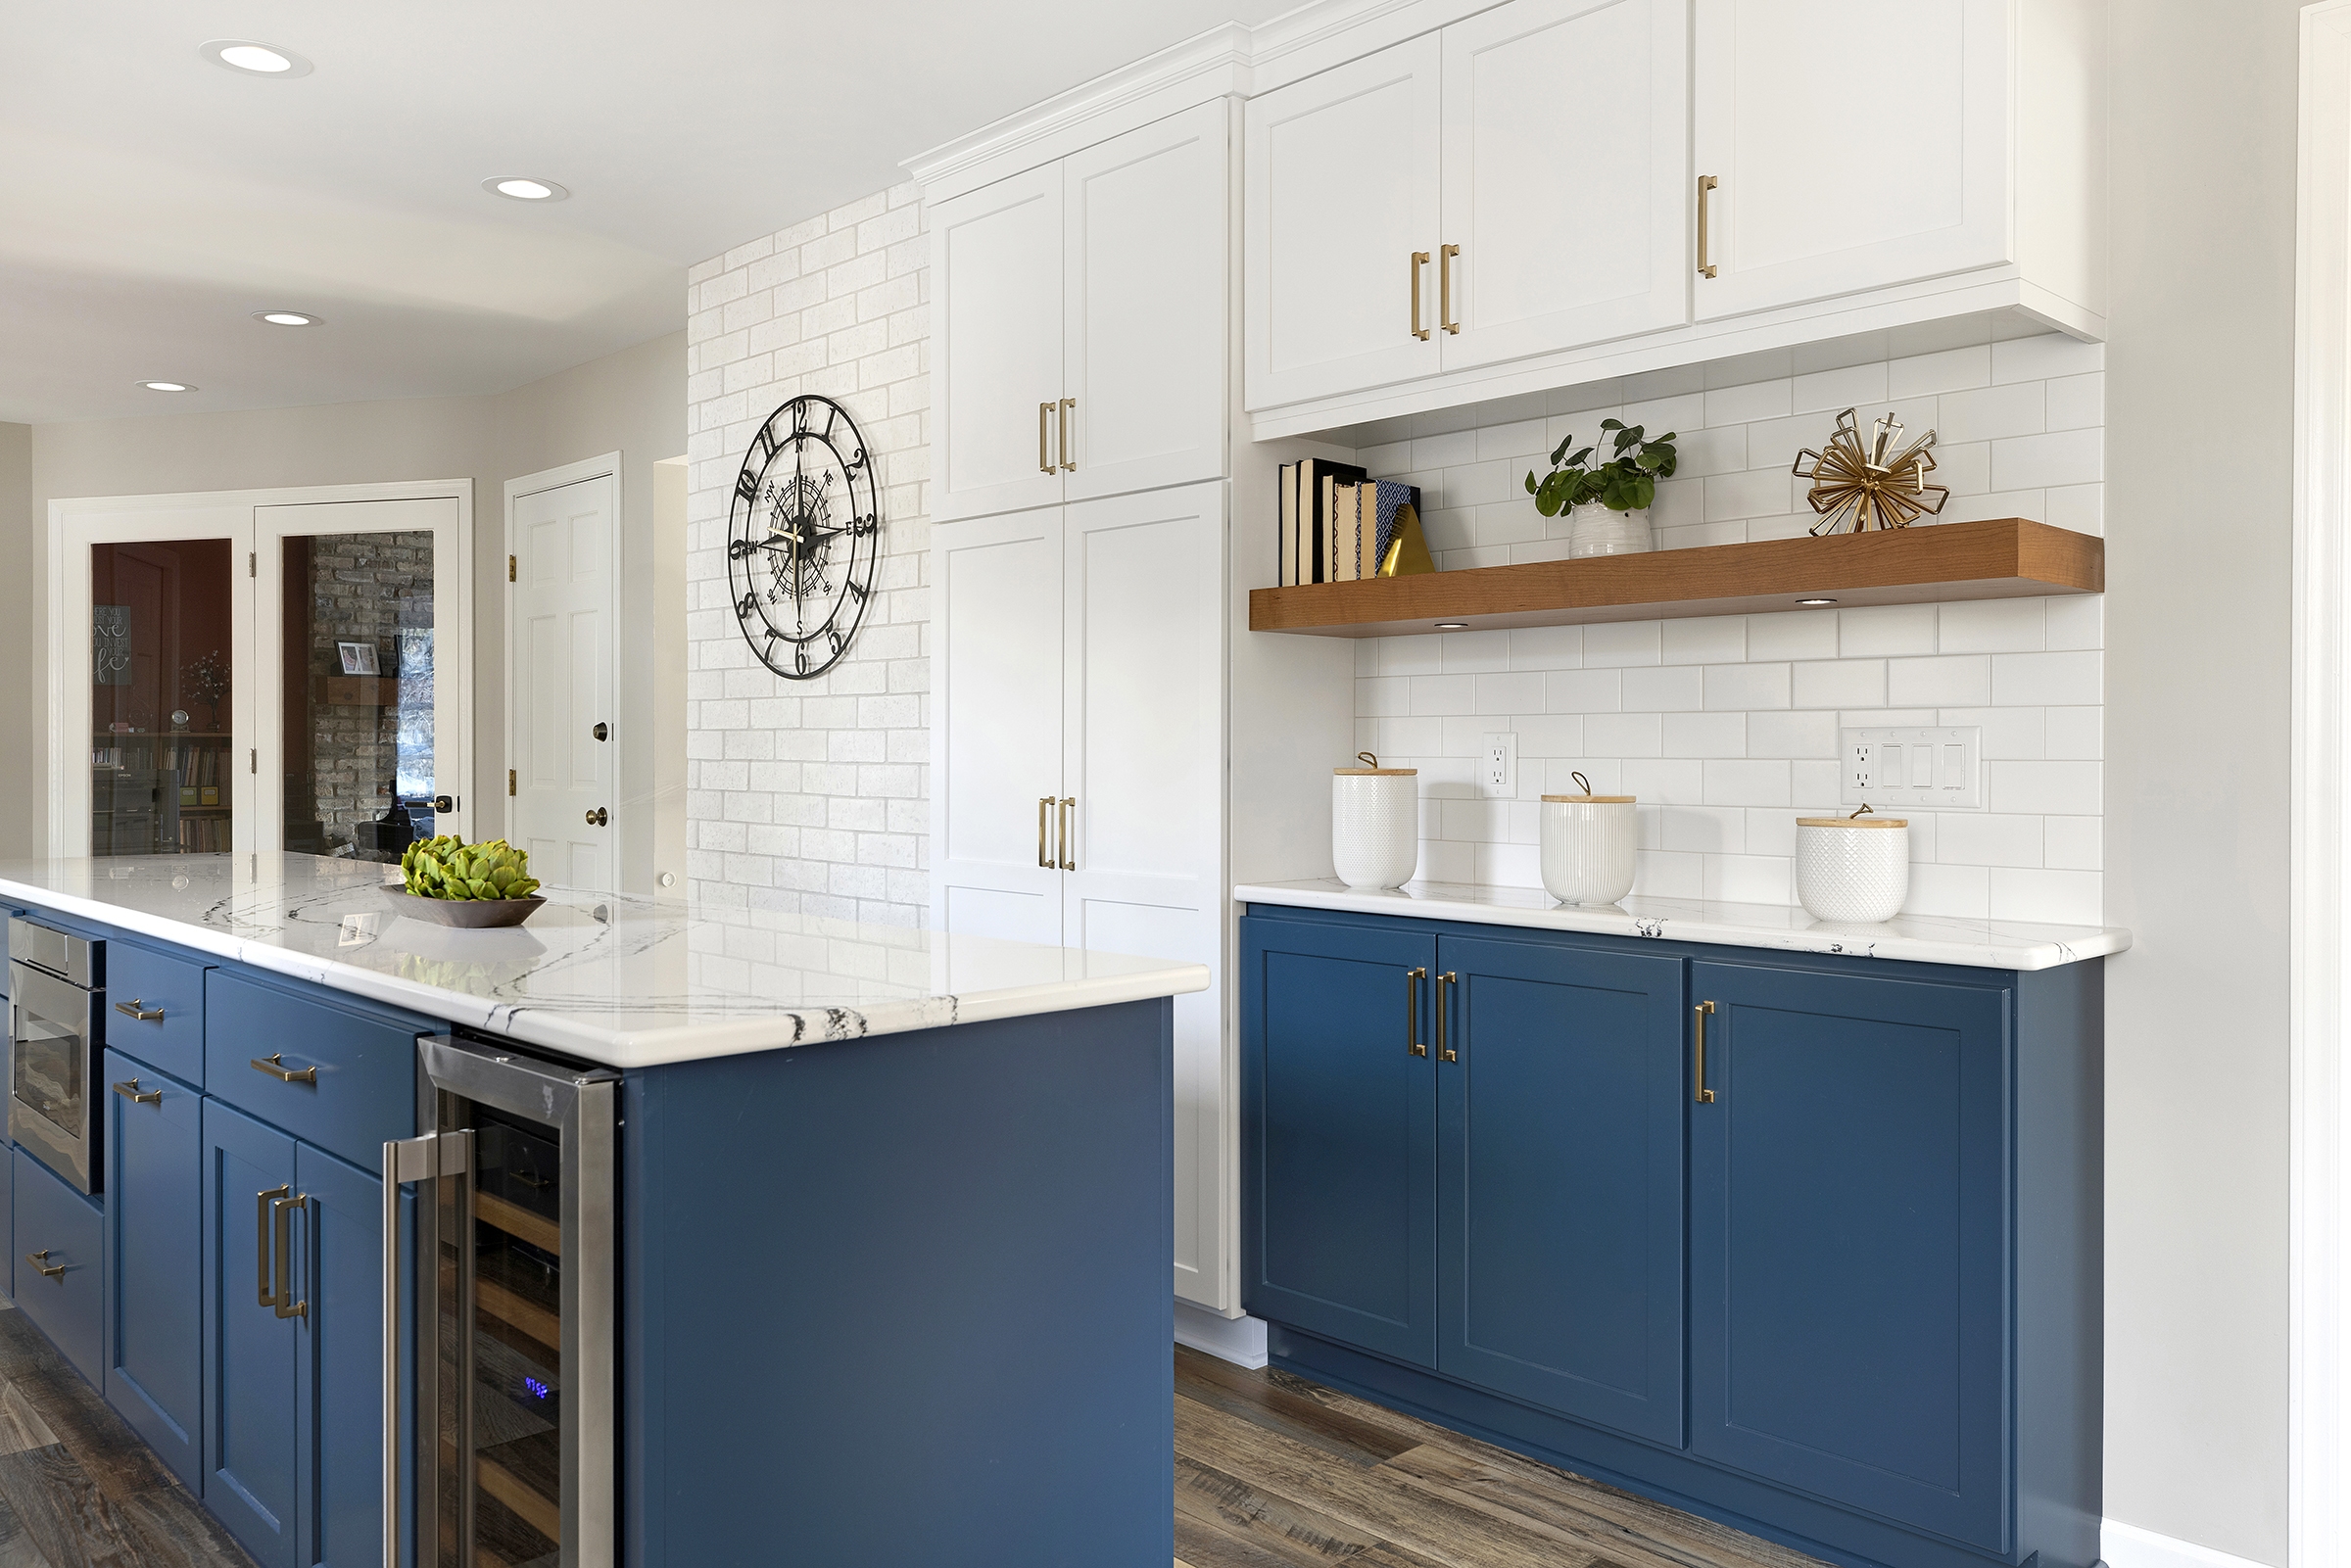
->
xmin=1242 ymin=905 xmax=2103 ymax=1568
xmin=104 ymin=1048 xmax=205 ymax=1492
xmin=202 ymin=1099 xmax=301 ymax=1568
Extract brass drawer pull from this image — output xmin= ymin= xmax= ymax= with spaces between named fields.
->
xmin=272 ymin=1193 xmax=309 ymax=1319
xmin=1410 ymin=251 xmax=1431 ymax=340
xmin=258 ymin=1185 xmax=289 ymax=1306
xmin=1059 ymin=398 xmax=1077 ymax=472
xmin=1695 ymin=1000 xmax=1717 ymax=1103
xmin=1439 ymin=244 xmax=1461 ymax=334
xmin=1437 ymin=972 xmax=1458 ymax=1062
xmin=1038 ymin=796 xmax=1052 ymax=868
xmin=114 ymin=998 xmax=165 ymax=1022
xmin=1057 ymin=797 xmax=1076 ymax=872
xmin=1039 ymin=402 xmax=1055 ymax=472
xmin=1698 ymin=175 xmax=1719 ymax=279
xmin=112 ymin=1079 xmax=163 ymax=1106
xmin=23 ymin=1251 xmax=64 ymax=1283
xmin=251 ymin=1053 xmax=317 ymax=1085
xmin=1407 ymin=968 xmax=1427 ymax=1057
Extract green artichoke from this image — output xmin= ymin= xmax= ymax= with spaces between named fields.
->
xmin=401 ymin=835 xmax=541 ymax=901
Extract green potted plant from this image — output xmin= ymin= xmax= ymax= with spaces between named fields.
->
xmin=1524 ymin=419 xmax=1679 ymax=557
xmin=385 ymin=835 xmax=547 ymax=927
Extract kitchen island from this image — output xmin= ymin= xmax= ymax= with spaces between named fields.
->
xmin=0 ymin=852 xmax=1205 ymax=1568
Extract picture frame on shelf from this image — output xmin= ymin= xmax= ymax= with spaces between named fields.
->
xmin=337 ymin=641 xmax=380 ymax=676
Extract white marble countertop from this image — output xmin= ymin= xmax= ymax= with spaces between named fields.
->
xmin=0 ymin=855 xmax=1209 ymax=1069
xmin=1233 ymin=878 xmax=2129 ymax=971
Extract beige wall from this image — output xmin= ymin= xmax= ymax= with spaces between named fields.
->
xmin=6 ymin=332 xmax=685 ymax=888
xmin=2103 ymin=2 xmax=2300 ymax=1562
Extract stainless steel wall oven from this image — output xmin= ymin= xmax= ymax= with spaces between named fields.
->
xmin=7 ymin=918 xmax=105 ymax=1195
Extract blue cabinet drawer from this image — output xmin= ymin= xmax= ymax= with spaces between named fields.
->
xmin=106 ymin=939 xmax=209 ymax=1086
xmin=15 ymin=1145 xmax=104 ymax=1384
xmin=205 ymin=969 xmax=422 ymax=1168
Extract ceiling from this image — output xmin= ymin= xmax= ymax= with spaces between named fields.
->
xmin=0 ymin=0 xmax=1295 ymax=426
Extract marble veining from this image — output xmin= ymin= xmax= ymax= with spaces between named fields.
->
xmin=1234 ymin=878 xmax=2129 ymax=972
xmin=0 ymin=855 xmax=1207 ymax=1069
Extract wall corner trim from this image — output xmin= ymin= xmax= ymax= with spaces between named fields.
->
xmin=2102 ymin=1519 xmax=2279 ymax=1568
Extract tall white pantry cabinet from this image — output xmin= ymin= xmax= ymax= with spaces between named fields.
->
xmin=926 ymin=97 xmax=1352 ymax=1316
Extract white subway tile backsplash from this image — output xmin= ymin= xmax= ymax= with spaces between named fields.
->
xmin=1793 ymin=360 xmax=1890 ymax=413
xmin=1793 ymin=658 xmax=1888 ymax=709
xmin=1410 ymin=674 xmax=1477 ymax=715
xmin=1441 ymin=630 xmax=1511 ymax=672
xmin=1990 ymin=761 xmax=2103 ymax=816
xmin=1746 ymin=710 xmax=1839 ymax=758
xmin=1663 ymin=712 xmax=1748 ymax=757
xmin=1703 ymin=759 xmax=1791 ymax=807
xmin=1939 ymin=598 xmax=2047 ymax=653
xmin=1624 ymin=758 xmax=1706 ymax=804
xmin=1938 ymin=813 xmax=2044 ymax=868
xmin=1705 ymin=662 xmax=1792 ymax=710
xmin=1587 ymin=713 xmax=1664 ymax=756
xmin=1839 ymin=603 xmax=1940 ymax=657
xmin=1703 ymin=468 xmax=1799 ymax=522
xmin=1992 ymin=333 xmax=2104 ymax=383
xmin=1510 ymin=625 xmax=1585 ymax=669
xmin=1703 ymin=378 xmax=1793 ymax=428
xmin=1748 ymin=609 xmax=1841 ymax=661
xmin=1888 ymin=344 xmax=1992 ymax=399
xmin=1888 ymin=654 xmax=1991 ymax=707
xmin=1584 ymin=621 xmax=1663 ymax=667
xmin=1663 ymin=617 xmax=1747 ymax=665
xmin=1622 ymin=664 xmax=1704 ymax=711
xmin=2044 ymin=817 xmax=2103 ymax=871
xmin=1664 ymin=805 xmax=1747 ymax=854
xmin=1548 ymin=669 xmax=1625 ymax=713
xmin=1993 ymin=427 xmax=2103 ymax=490
xmin=1991 ymin=650 xmax=2103 ymax=706
xmin=1474 ymin=671 xmax=1545 ymax=714
xmin=1938 ymin=381 xmax=2046 ymax=444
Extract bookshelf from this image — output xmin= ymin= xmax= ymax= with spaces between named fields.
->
xmin=89 ymin=731 xmax=236 ymax=854
xmin=1246 ymin=518 xmax=2103 ymax=638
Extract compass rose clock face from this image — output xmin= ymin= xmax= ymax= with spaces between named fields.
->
xmin=726 ymin=394 xmax=881 ymax=681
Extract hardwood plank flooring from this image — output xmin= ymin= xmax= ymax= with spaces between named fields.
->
xmin=1175 ymin=1347 xmax=1831 ymax=1568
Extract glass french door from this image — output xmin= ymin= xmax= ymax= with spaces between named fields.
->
xmin=88 ymin=537 xmax=241 ymax=854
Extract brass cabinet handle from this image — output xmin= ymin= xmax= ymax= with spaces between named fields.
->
xmin=272 ymin=1193 xmax=309 ymax=1319
xmin=251 ymin=1053 xmax=317 ymax=1085
xmin=114 ymin=998 xmax=165 ymax=1022
xmin=1439 ymin=244 xmax=1461 ymax=334
xmin=1057 ymin=797 xmax=1076 ymax=872
xmin=1698 ymin=175 xmax=1719 ymax=279
xmin=1695 ymin=1000 xmax=1717 ymax=1103
xmin=258 ymin=1185 xmax=289 ymax=1306
xmin=1437 ymin=972 xmax=1458 ymax=1062
xmin=1059 ymin=398 xmax=1076 ymax=472
xmin=1407 ymin=968 xmax=1427 ymax=1057
xmin=23 ymin=1251 xmax=64 ymax=1284
xmin=1037 ymin=796 xmax=1053 ymax=868
xmin=1039 ymin=402 xmax=1055 ymax=472
xmin=1410 ymin=251 xmax=1431 ymax=340
xmin=112 ymin=1078 xmax=162 ymax=1106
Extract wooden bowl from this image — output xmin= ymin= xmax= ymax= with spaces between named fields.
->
xmin=381 ymin=886 xmax=546 ymax=928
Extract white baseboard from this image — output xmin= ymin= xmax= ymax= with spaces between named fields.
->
xmin=1174 ymin=1301 xmax=1268 ymax=1369
xmin=2102 ymin=1519 xmax=2279 ymax=1568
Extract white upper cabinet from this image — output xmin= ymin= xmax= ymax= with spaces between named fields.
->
xmin=1692 ymin=0 xmax=2008 ymax=320
xmin=934 ymin=103 xmax=1227 ymax=523
xmin=1439 ymin=0 xmax=1689 ymax=368
xmin=1245 ymin=37 xmax=1442 ymax=408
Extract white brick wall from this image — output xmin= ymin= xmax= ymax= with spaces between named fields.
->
xmin=684 ymin=182 xmax=931 ymax=924
xmin=1346 ymin=329 xmax=2106 ymax=925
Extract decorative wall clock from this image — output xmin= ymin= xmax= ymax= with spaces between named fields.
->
xmin=726 ymin=394 xmax=881 ymax=680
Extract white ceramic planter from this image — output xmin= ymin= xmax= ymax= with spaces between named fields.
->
xmin=1332 ymin=763 xmax=1418 ymax=890
xmin=1795 ymin=816 xmax=1910 ymax=924
xmin=1539 ymin=792 xmax=1637 ymax=906
xmin=1568 ymin=504 xmax=1653 ymax=558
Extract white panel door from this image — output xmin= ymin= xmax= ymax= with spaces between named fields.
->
xmin=1245 ymin=35 xmax=1442 ymax=409
xmin=1440 ymin=0 xmax=1689 ymax=369
xmin=1064 ymin=100 xmax=1228 ymax=503
xmin=932 ymin=508 xmax=1065 ymax=945
xmin=933 ymin=166 xmax=1067 ymax=521
xmin=1693 ymin=0 xmax=2009 ymax=320
xmin=510 ymin=474 xmax=617 ymax=890
xmin=1058 ymin=481 xmax=1227 ymax=1306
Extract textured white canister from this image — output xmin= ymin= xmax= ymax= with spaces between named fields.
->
xmin=1539 ymin=793 xmax=1638 ymax=906
xmin=1568 ymin=504 xmax=1654 ymax=558
xmin=1332 ymin=761 xmax=1418 ymax=890
xmin=1795 ymin=815 xmax=1910 ymax=924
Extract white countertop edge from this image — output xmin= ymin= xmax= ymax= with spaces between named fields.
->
xmin=1232 ymin=880 xmax=2130 ymax=972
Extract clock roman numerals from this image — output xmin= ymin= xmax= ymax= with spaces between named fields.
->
xmin=726 ymin=394 xmax=881 ymax=683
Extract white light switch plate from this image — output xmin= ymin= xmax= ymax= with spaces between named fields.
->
xmin=1840 ymin=726 xmax=1983 ymax=811
xmin=1480 ymin=732 xmax=1517 ymax=797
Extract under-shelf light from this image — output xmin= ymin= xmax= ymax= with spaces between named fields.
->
xmin=1433 ymin=622 xmax=1467 ymax=630
xmin=1796 ymin=597 xmax=1839 ymax=606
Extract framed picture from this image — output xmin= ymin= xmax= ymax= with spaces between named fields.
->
xmin=337 ymin=641 xmax=380 ymax=676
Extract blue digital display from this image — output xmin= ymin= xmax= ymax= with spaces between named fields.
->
xmin=523 ymin=1376 xmax=552 ymax=1402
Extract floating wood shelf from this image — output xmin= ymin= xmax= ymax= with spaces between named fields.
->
xmin=1247 ymin=518 xmax=2103 ymax=638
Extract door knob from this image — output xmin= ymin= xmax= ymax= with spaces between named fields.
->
xmin=593 ymin=722 xmax=608 ymax=741
xmin=586 ymin=807 xmax=608 ymax=827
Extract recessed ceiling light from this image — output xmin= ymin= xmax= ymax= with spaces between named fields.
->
xmin=139 ymin=381 xmax=196 ymax=393
xmin=483 ymin=176 xmax=569 ymax=202
xmin=199 ymin=39 xmax=313 ymax=77
xmin=1796 ymin=596 xmax=1839 ymax=606
xmin=253 ymin=310 xmax=319 ymax=327
xmin=1433 ymin=622 xmax=1468 ymax=631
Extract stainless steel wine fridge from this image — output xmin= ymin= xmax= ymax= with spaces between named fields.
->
xmin=384 ymin=1035 xmax=618 ymax=1568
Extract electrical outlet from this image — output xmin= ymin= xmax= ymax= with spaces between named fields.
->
xmin=1840 ymin=726 xmax=1983 ymax=811
xmin=1480 ymin=732 xmax=1517 ymax=797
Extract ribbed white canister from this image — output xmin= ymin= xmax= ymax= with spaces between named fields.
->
xmin=1795 ymin=813 xmax=1910 ymax=924
xmin=1539 ymin=788 xmax=1638 ymax=906
xmin=1332 ymin=757 xmax=1418 ymax=890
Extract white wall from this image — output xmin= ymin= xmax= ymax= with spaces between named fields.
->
xmin=682 ymin=184 xmax=930 ymax=923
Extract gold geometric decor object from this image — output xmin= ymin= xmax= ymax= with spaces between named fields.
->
xmin=1792 ymin=407 xmax=1951 ymax=537
xmin=1376 ymin=503 xmax=1436 ymax=577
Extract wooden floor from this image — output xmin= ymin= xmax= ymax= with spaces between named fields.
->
xmin=1174 ymin=1346 xmax=1830 ymax=1568
xmin=0 ymin=1301 xmax=253 ymax=1568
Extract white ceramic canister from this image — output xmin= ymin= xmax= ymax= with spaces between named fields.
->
xmin=1332 ymin=754 xmax=1419 ymax=890
xmin=1795 ymin=811 xmax=1911 ymax=924
xmin=1568 ymin=503 xmax=1654 ymax=558
xmin=1539 ymin=774 xmax=1637 ymax=906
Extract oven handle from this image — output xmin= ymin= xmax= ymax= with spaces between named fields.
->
xmin=382 ymin=1130 xmax=469 ymax=1568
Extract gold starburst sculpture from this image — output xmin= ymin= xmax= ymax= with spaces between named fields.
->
xmin=1792 ymin=407 xmax=1949 ymax=536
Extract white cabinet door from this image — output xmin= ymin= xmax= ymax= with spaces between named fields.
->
xmin=1439 ymin=0 xmax=1689 ymax=369
xmin=932 ymin=509 xmax=1064 ymax=944
xmin=1245 ymin=35 xmax=1442 ymax=409
xmin=934 ymin=167 xmax=1066 ymax=521
xmin=1059 ymin=482 xmax=1228 ymax=1307
xmin=1693 ymin=0 xmax=2009 ymax=320
xmin=1064 ymin=101 xmax=1228 ymax=504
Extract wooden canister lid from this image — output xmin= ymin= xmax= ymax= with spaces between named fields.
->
xmin=1338 ymin=752 xmax=1415 ymax=777
xmin=1797 ymin=817 xmax=1908 ymax=828
xmin=1542 ymin=794 xmax=1636 ymax=803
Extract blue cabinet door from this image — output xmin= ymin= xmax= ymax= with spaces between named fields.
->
xmin=1435 ymin=936 xmax=1686 ymax=1445
xmin=1241 ymin=916 xmax=1439 ymax=1366
xmin=203 ymin=1098 xmax=300 ymax=1568
xmin=293 ymin=1140 xmax=406 ymax=1568
xmin=1688 ymin=961 xmax=2011 ymax=1553
xmin=104 ymin=1049 xmax=203 ymax=1491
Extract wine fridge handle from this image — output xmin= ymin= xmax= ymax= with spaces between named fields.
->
xmin=383 ymin=1130 xmax=470 ymax=1568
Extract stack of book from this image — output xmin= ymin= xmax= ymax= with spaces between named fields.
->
xmin=1277 ymin=460 xmax=1428 ymax=586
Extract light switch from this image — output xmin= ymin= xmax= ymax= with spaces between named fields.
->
xmin=1840 ymin=726 xmax=1983 ymax=811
